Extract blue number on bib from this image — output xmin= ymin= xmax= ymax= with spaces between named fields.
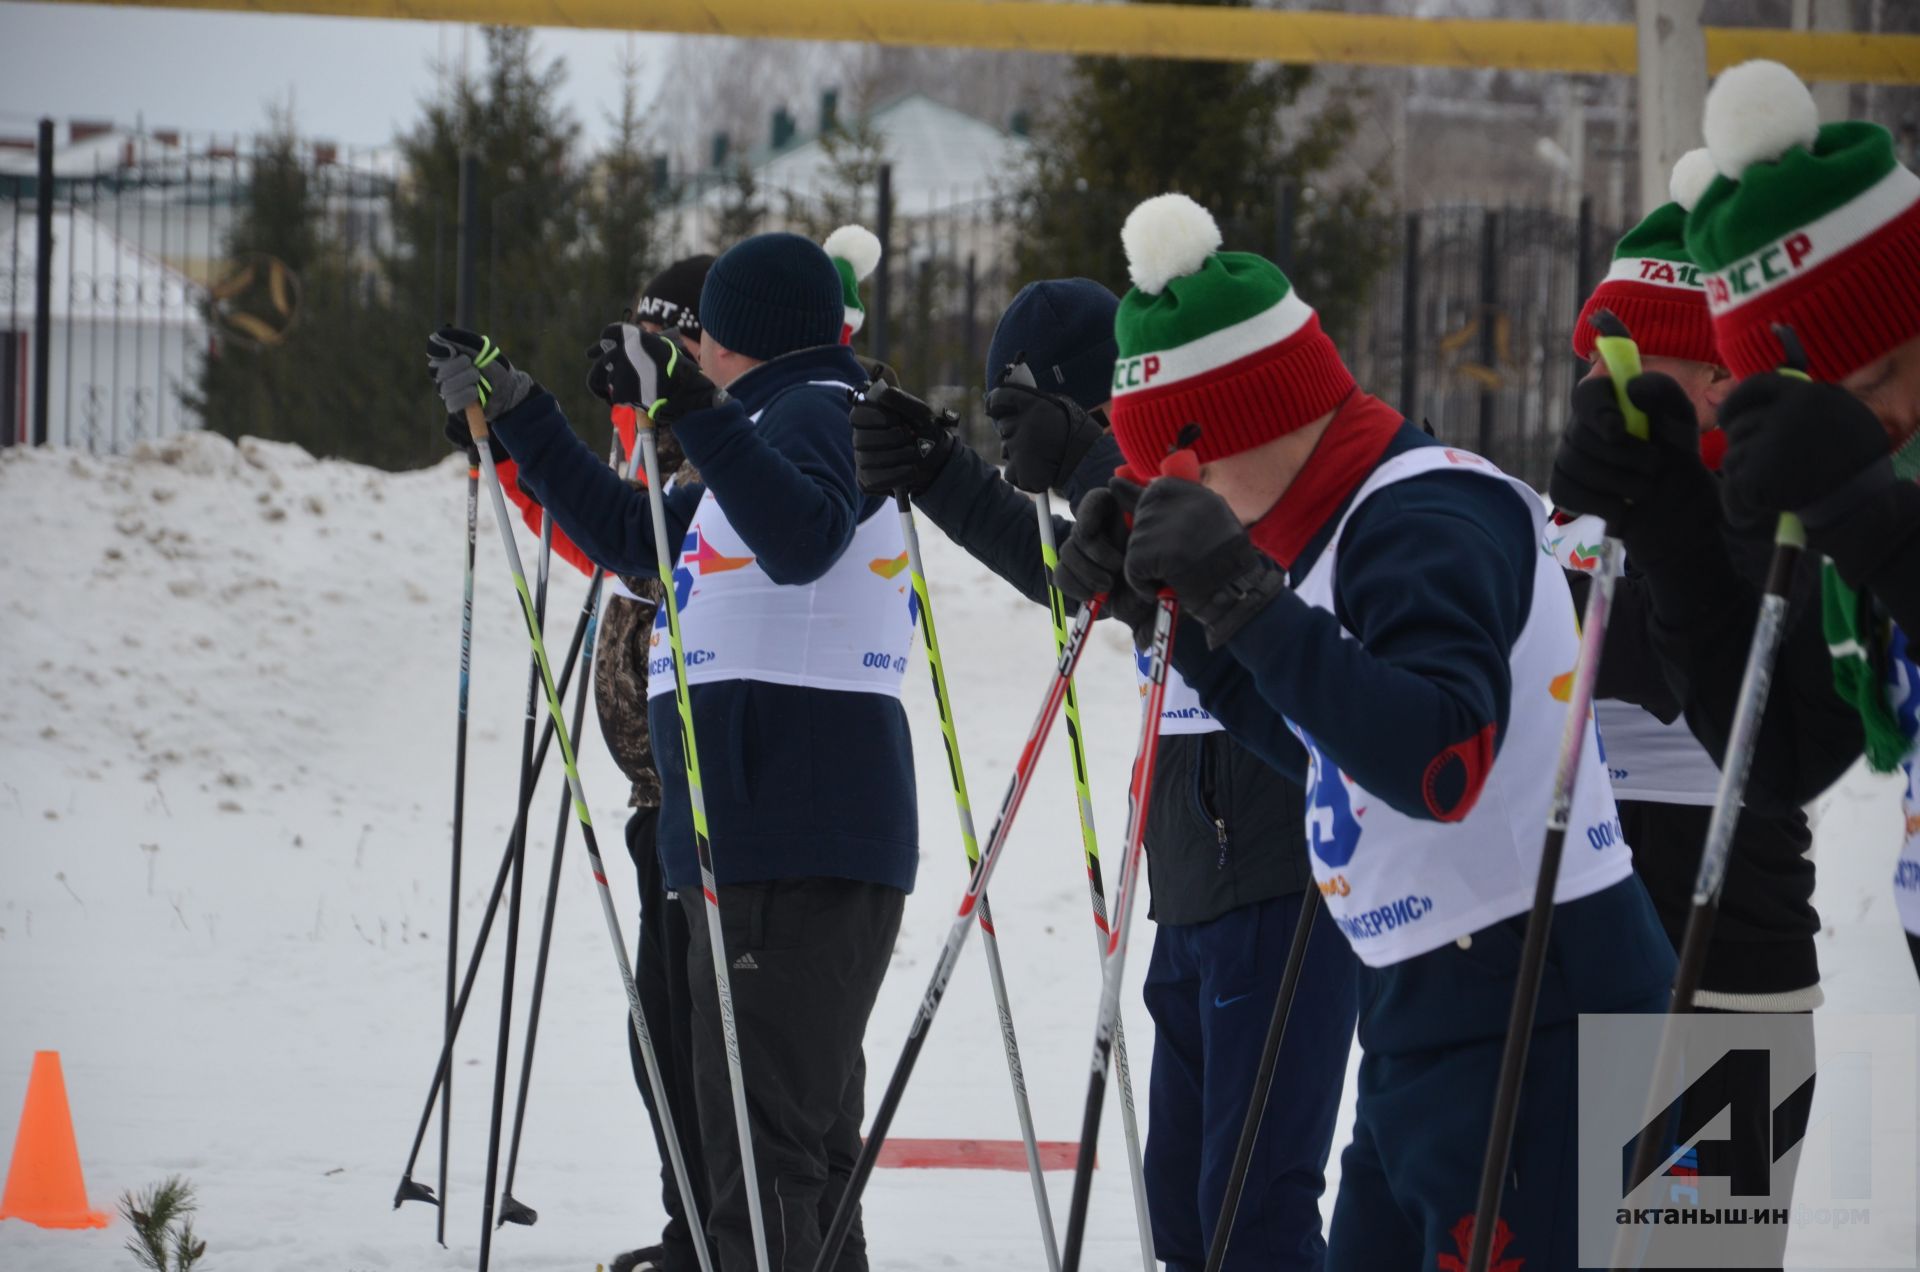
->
xmin=1301 ymin=730 xmax=1362 ymax=869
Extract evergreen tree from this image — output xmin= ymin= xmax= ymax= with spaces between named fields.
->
xmin=583 ymin=44 xmax=661 ymax=314
xmin=1012 ymin=0 xmax=1391 ymax=343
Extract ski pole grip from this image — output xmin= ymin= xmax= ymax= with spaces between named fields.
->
xmin=464 ymin=402 xmax=488 ymax=441
xmin=1590 ymin=309 xmax=1650 ymax=442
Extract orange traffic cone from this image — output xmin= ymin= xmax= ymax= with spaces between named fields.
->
xmin=0 ymin=1051 xmax=109 ymax=1228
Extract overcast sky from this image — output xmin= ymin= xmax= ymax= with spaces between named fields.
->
xmin=0 ymin=2 xmax=674 ymax=148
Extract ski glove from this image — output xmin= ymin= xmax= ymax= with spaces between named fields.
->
xmin=986 ymin=380 xmax=1105 ymax=495
xmin=848 ymin=381 xmax=957 ymax=496
xmin=1718 ymin=373 xmax=1894 ymax=531
xmin=427 ymin=327 xmax=536 ymax=428
xmin=1114 ymin=475 xmax=1284 ymax=648
xmin=1549 ymin=370 xmax=1718 ymax=559
xmin=584 ymin=322 xmax=721 ymax=424
xmin=1054 ymin=485 xmax=1159 ymax=649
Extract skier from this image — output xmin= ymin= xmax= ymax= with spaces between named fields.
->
xmin=849 ymin=277 xmax=1357 ymax=1270
xmin=1055 ymin=192 xmax=1675 ymax=1268
xmin=1551 ymin=156 xmax=1827 ymax=1016
xmin=593 ymin=256 xmax=715 ymax=1272
xmin=426 ymin=229 xmax=917 ymax=1272
xmin=1565 ymin=61 xmax=1920 ymax=975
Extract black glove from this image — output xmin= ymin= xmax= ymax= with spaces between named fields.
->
xmin=1549 ymin=371 xmax=1717 ymax=556
xmin=986 ymin=380 xmax=1104 ymax=495
xmin=584 ymin=322 xmax=720 ymax=424
xmin=1718 ymin=372 xmax=1894 ymax=532
xmin=1115 ymin=476 xmax=1284 ymax=647
xmin=426 ymin=327 xmax=536 ymax=426
xmin=1055 ymin=485 xmax=1158 ymax=648
xmin=849 ymin=381 xmax=957 ymax=496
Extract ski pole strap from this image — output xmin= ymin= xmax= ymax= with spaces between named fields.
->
xmin=1590 ymin=308 xmax=1650 ymax=442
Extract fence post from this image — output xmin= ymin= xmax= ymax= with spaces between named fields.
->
xmin=455 ymin=150 xmax=478 ymax=330
xmin=1576 ymin=193 xmax=1595 ymax=300
xmin=1399 ymin=211 xmax=1420 ymax=424
xmin=31 ymin=118 xmax=54 ymax=447
xmin=1476 ymin=209 xmax=1501 ymax=458
xmin=1272 ymin=178 xmax=1298 ymax=274
xmin=961 ymin=251 xmax=979 ymax=443
xmin=872 ymin=164 xmax=893 ymax=365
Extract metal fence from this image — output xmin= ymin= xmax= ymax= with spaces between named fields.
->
xmin=3 ymin=116 xmax=1616 ymax=487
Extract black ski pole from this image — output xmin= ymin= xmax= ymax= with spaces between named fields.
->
xmin=1060 ymin=592 xmax=1178 ymax=1272
xmin=1202 ymin=885 xmax=1322 ymax=1272
xmin=478 ymin=507 xmax=554 ymax=1271
xmin=499 ymin=437 xmax=636 ymax=1226
xmin=1466 ymin=309 xmax=1648 ymax=1272
xmin=813 ymin=594 xmax=1112 ymax=1272
xmin=395 ymin=565 xmax=598 ymax=1212
xmin=1609 ymin=324 xmax=1814 ymax=1272
xmin=436 ymin=453 xmax=479 ymax=1246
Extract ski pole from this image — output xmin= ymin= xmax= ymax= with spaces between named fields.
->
xmin=882 ymin=448 xmax=1058 ymax=1272
xmin=814 ymin=592 xmax=1112 ymax=1272
xmin=462 ymin=399 xmax=716 ymax=1272
xmin=1609 ymin=324 xmax=1814 ymax=1271
xmin=1466 ymin=308 xmax=1648 ymax=1272
xmin=634 ymin=396 xmax=774 ymax=1272
xmin=395 ymin=572 xmax=597 ymax=1212
xmin=1010 ymin=358 xmax=1156 ymax=1272
xmin=1203 ymin=885 xmax=1322 ymax=1272
xmin=499 ymin=435 xmax=637 ymax=1227
xmin=477 ymin=500 xmax=553 ymax=1271
xmin=1061 ymin=592 xmax=1178 ymax=1272
xmin=435 ymin=454 xmax=479 ymax=1247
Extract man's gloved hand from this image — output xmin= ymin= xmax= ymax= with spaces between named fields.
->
xmin=1549 ymin=371 xmax=1716 ymax=551
xmin=584 ymin=322 xmax=719 ymax=423
xmin=1055 ymin=485 xmax=1158 ymax=648
xmin=1114 ymin=475 xmax=1284 ymax=647
xmin=986 ymin=379 xmax=1104 ymax=495
xmin=849 ymin=382 xmax=957 ymax=497
xmin=1718 ymin=372 xmax=1894 ymax=532
xmin=426 ymin=327 xmax=536 ymax=428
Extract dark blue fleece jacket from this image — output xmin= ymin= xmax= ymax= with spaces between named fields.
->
xmin=490 ymin=344 xmax=918 ymax=894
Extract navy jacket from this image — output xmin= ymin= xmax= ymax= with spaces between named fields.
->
xmin=492 ymin=344 xmax=919 ymax=894
xmin=914 ymin=434 xmax=1309 ymax=926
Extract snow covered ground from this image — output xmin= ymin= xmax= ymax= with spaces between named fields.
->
xmin=1 ymin=434 xmax=1913 ymax=1270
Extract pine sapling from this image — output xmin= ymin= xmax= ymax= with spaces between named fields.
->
xmin=119 ymin=1176 xmax=206 ymax=1272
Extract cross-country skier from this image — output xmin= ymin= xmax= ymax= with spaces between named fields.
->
xmin=1055 ymin=192 xmax=1676 ymax=1269
xmin=1568 ymin=61 xmax=1920 ymax=977
xmin=848 ymin=277 xmax=1357 ymax=1270
xmin=425 ymin=229 xmax=917 ymax=1272
xmin=593 ymin=255 xmax=715 ymax=1272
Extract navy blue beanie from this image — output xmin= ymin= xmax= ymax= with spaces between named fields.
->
xmin=699 ymin=232 xmax=845 ymax=361
xmin=985 ymin=278 xmax=1120 ymax=411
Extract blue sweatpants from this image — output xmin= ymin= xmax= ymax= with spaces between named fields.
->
xmin=1326 ymin=876 xmax=1676 ymax=1271
xmin=1143 ymin=891 xmax=1359 ymax=1272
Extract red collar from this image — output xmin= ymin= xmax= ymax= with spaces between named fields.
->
xmin=1248 ymin=390 xmax=1405 ymax=568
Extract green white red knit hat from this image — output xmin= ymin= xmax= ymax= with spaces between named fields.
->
xmin=823 ymin=224 xmax=881 ymax=344
xmin=1108 ymin=194 xmax=1354 ymax=475
xmin=1684 ymin=60 xmax=1920 ymax=381
xmin=1571 ymin=149 xmax=1720 ymax=365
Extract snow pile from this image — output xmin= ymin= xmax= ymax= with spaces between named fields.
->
xmin=1 ymin=434 xmax=1912 ymax=1269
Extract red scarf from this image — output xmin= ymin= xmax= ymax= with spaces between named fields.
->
xmin=1248 ymin=390 xmax=1405 ymax=569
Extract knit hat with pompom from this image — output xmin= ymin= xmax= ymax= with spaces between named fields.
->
xmin=1683 ymin=59 xmax=1920 ymax=380
xmin=1571 ymin=149 xmax=1719 ymax=366
xmin=1108 ymin=193 xmax=1354 ymax=476
xmin=823 ymin=224 xmax=882 ymax=344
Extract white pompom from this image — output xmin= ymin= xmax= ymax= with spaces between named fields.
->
xmin=1668 ymin=147 xmax=1718 ymax=211
xmin=823 ymin=224 xmax=881 ymax=281
xmin=1704 ymin=60 xmax=1819 ymax=180
xmin=1121 ymin=193 xmax=1222 ymax=296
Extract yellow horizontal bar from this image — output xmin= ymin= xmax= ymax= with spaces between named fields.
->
xmin=34 ymin=0 xmax=1920 ymax=84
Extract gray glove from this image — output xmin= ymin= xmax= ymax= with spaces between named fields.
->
xmin=426 ymin=326 xmax=536 ymax=424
